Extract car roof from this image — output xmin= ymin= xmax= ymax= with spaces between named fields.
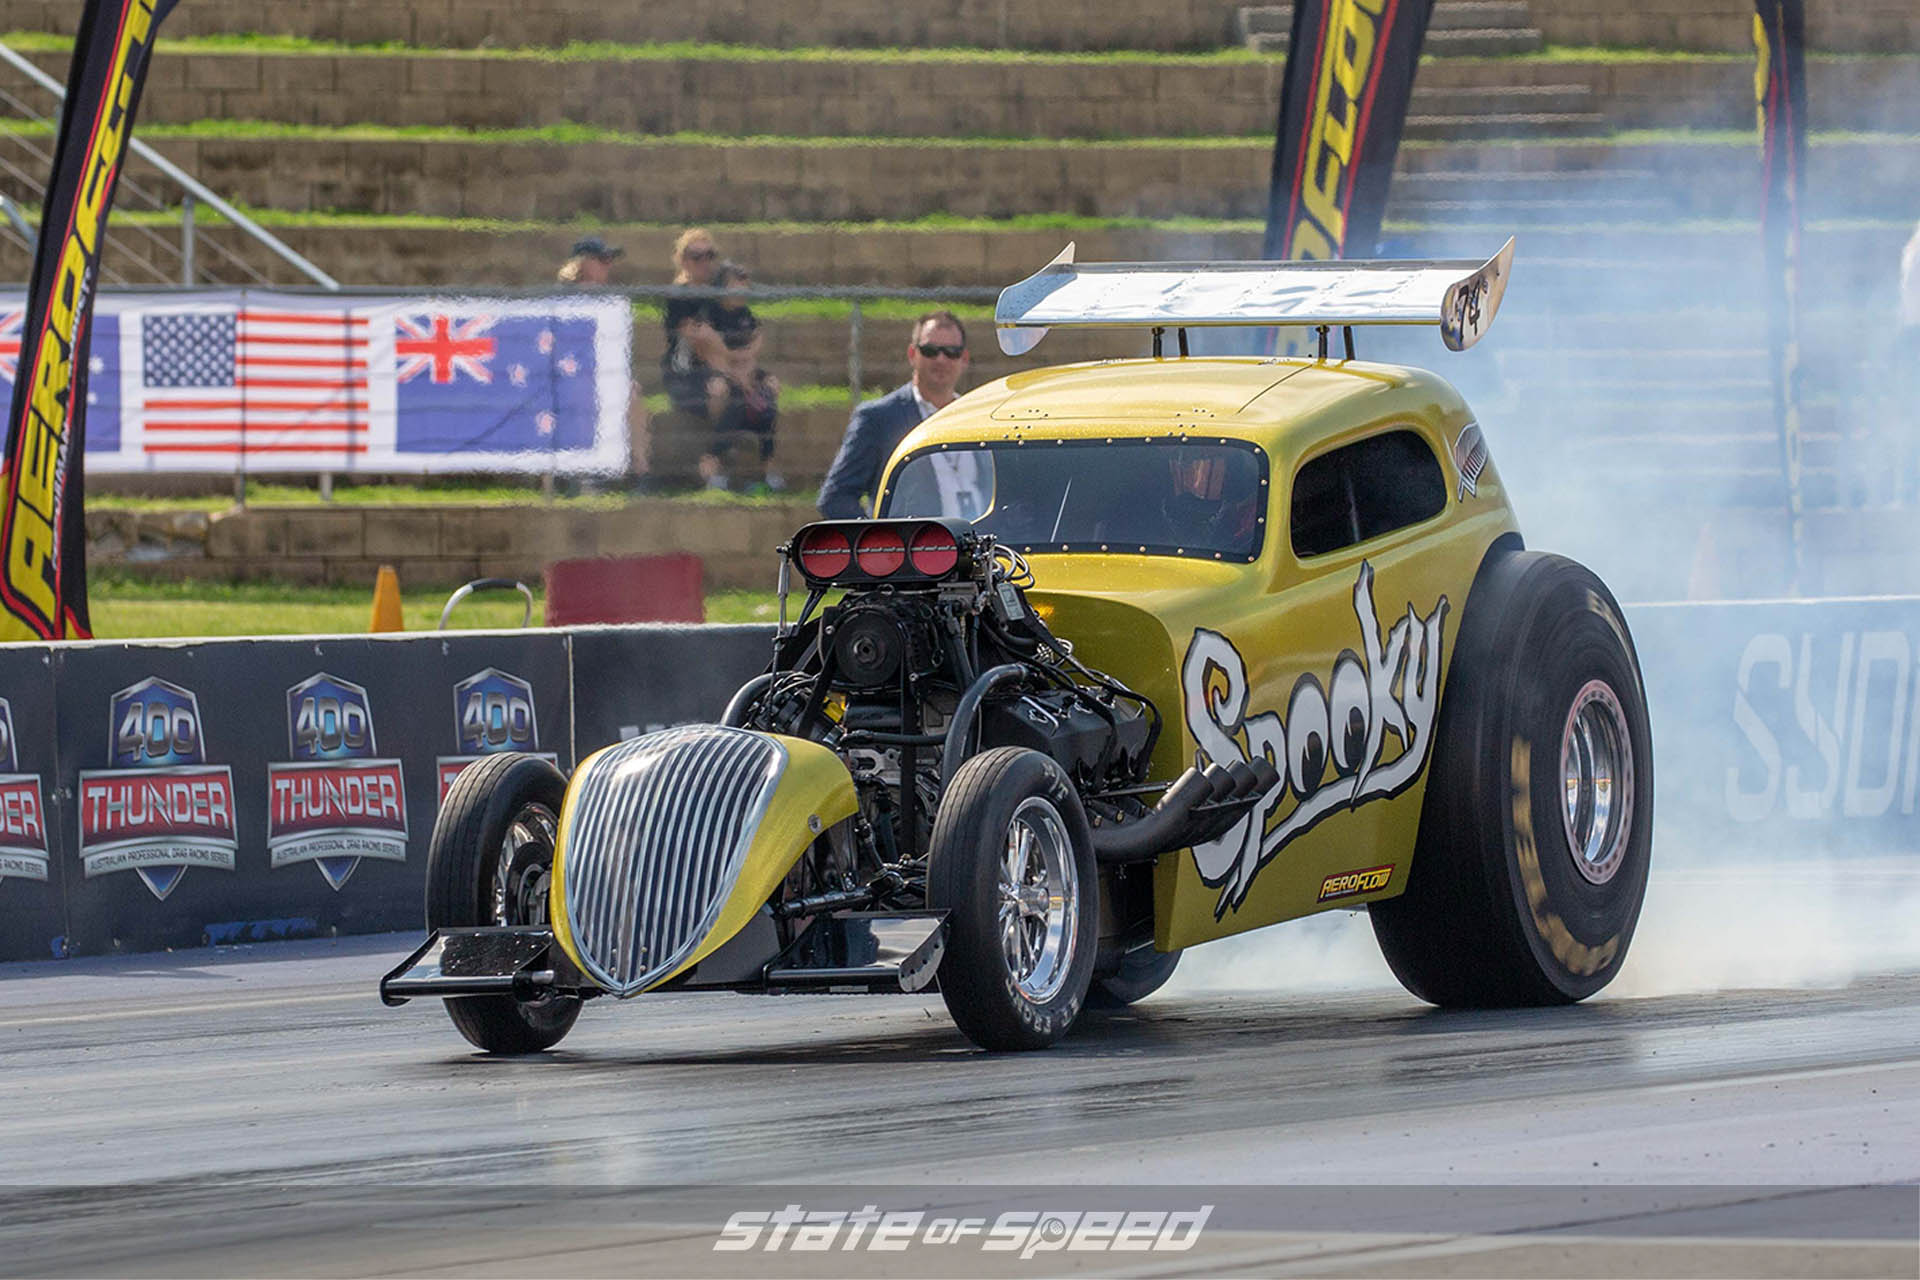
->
xmin=907 ymin=356 xmax=1465 ymax=458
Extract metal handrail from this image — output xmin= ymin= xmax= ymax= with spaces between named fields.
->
xmin=0 ymin=39 xmax=340 ymax=290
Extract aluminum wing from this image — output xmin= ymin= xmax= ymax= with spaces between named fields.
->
xmin=994 ymin=238 xmax=1516 ymax=356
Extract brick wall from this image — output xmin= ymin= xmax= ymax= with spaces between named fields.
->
xmin=1528 ymin=0 xmax=1919 ymax=52
xmin=0 ymin=0 xmax=1248 ymax=51
xmin=88 ymin=501 xmax=819 ymax=590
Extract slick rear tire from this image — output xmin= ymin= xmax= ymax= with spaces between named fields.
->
xmin=426 ymin=752 xmax=582 ymax=1054
xmin=1087 ymin=946 xmax=1181 ymax=1009
xmin=1369 ymin=549 xmax=1653 ymax=1007
xmin=929 ymin=747 xmax=1099 ymax=1051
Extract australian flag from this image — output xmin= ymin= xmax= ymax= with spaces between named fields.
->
xmin=394 ymin=311 xmax=598 ymax=455
xmin=0 ymin=305 xmax=121 ymax=453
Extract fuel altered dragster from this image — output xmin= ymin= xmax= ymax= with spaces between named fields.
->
xmin=382 ymin=240 xmax=1654 ymax=1053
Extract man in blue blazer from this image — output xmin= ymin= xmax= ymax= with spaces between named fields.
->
xmin=817 ymin=312 xmax=971 ymax=519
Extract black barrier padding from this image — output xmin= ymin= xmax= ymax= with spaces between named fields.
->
xmin=1630 ymin=598 xmax=1920 ymax=863
xmin=49 ymin=633 xmax=572 ymax=957
xmin=0 ymin=646 xmax=66 ymax=961
xmin=568 ymin=624 xmax=775 ymax=757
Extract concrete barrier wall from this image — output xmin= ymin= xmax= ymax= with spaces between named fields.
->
xmin=5 ymin=594 xmax=1914 ymax=963
xmin=0 ymin=624 xmax=773 ymax=961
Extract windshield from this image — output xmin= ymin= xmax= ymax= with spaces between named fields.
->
xmin=880 ymin=438 xmax=1267 ymax=562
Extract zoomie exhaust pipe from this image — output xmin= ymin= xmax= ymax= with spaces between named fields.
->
xmin=1092 ymin=757 xmax=1281 ymax=864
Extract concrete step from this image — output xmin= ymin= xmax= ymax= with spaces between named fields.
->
xmin=19 ymin=217 xmax=1903 ymax=298
xmin=1401 ymin=111 xmax=1611 ymax=140
xmin=33 ymin=49 xmax=1601 ymax=142
xmin=1384 ymin=196 xmax=1680 ymax=223
xmin=0 ymin=0 xmax=1261 ymax=53
xmin=55 ymin=132 xmax=1914 ymax=229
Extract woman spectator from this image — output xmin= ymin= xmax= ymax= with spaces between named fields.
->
xmin=661 ymin=227 xmax=723 ymax=414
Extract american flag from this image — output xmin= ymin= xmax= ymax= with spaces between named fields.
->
xmin=139 ymin=308 xmax=369 ymax=458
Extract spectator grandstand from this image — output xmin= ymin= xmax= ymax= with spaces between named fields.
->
xmin=0 ymin=0 xmax=1914 ymax=599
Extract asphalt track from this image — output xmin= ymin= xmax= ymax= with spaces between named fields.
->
xmin=1 ymin=907 xmax=1916 ymax=1279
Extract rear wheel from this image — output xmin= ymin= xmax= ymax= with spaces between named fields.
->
xmin=1369 ymin=550 xmax=1653 ymax=1007
xmin=1088 ymin=946 xmax=1181 ymax=1008
xmin=426 ymin=752 xmax=582 ymax=1053
xmin=929 ymin=748 xmax=1098 ymax=1050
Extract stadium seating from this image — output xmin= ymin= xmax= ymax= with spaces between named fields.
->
xmin=0 ymin=0 xmax=1913 ymax=600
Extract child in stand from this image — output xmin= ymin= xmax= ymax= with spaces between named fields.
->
xmin=701 ymin=318 xmax=782 ymax=492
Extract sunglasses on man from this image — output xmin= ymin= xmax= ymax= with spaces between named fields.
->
xmin=915 ymin=343 xmax=966 ymax=359
xmin=683 ymin=248 xmax=717 ymax=262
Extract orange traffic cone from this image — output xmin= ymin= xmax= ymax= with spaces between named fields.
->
xmin=369 ymin=565 xmax=404 ymax=632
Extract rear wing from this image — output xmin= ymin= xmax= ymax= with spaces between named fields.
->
xmin=994 ymin=238 xmax=1516 ymax=357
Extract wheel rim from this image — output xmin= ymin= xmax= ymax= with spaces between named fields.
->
xmin=491 ymin=801 xmax=559 ymax=928
xmin=996 ymin=796 xmax=1078 ymax=1004
xmin=1559 ymin=680 xmax=1634 ymax=886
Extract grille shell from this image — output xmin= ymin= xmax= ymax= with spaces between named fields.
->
xmin=558 ymin=726 xmax=785 ymax=996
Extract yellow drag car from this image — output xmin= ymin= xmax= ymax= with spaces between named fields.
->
xmin=383 ymin=240 xmax=1653 ymax=1053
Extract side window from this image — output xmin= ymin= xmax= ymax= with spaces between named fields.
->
xmin=1290 ymin=430 xmax=1447 ymax=558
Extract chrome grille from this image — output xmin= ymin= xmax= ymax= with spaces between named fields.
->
xmin=561 ymin=726 xmax=785 ymax=995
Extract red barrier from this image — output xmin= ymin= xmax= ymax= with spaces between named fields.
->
xmin=544 ymin=555 xmax=705 ymax=625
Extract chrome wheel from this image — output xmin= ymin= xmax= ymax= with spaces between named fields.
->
xmin=997 ymin=796 xmax=1078 ymax=1003
xmin=1560 ymin=680 xmax=1633 ymax=886
xmin=490 ymin=802 xmax=558 ymax=928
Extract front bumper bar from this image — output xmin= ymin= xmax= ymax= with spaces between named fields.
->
xmin=380 ymin=910 xmax=948 ymax=1006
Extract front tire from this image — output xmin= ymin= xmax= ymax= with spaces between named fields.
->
xmin=426 ymin=752 xmax=582 ymax=1053
xmin=929 ymin=748 xmax=1098 ymax=1050
xmin=1369 ymin=550 xmax=1653 ymax=1007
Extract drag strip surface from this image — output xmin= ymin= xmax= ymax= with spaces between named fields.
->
xmin=1 ymin=934 xmax=1915 ymax=1276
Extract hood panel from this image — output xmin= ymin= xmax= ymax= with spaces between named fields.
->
xmin=555 ymin=725 xmax=784 ymax=996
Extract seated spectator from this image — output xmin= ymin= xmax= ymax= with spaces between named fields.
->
xmin=661 ymin=227 xmax=723 ymax=415
xmin=557 ymin=235 xmax=621 ymax=285
xmin=701 ymin=318 xmax=782 ymax=492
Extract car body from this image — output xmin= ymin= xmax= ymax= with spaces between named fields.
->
xmin=876 ymin=356 xmax=1514 ymax=950
xmin=385 ymin=241 xmax=1653 ymax=1053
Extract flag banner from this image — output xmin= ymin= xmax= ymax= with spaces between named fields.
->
xmin=1262 ymin=0 xmax=1437 ymax=263
xmin=0 ymin=292 xmax=631 ymax=476
xmin=0 ymin=0 xmax=179 ymax=641
xmin=1755 ymin=0 xmax=1808 ymax=577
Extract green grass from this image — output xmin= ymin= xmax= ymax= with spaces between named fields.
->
xmin=91 ymin=117 xmax=1275 ymax=149
xmin=87 ymin=572 xmax=782 ymax=638
xmin=640 ymin=383 xmax=870 ymax=414
xmin=2 ymin=30 xmax=1290 ymax=65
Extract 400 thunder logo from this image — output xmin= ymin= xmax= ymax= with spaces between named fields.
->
xmin=0 ymin=698 xmax=49 ymax=886
xmin=1183 ymin=562 xmax=1446 ymax=914
xmin=78 ymin=677 xmax=236 ymax=901
xmin=266 ymin=674 xmax=409 ymax=891
xmin=436 ymin=668 xmax=558 ymax=800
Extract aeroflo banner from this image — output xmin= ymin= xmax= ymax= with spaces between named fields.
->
xmin=1262 ymin=0 xmax=1437 ymax=262
xmin=0 ymin=0 xmax=178 ymax=641
xmin=1754 ymin=0 xmax=1809 ymax=572
xmin=0 ymin=291 xmax=632 ymax=477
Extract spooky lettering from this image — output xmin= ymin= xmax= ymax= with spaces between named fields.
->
xmin=1183 ymin=561 xmax=1447 ymax=913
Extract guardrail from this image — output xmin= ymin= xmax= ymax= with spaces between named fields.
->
xmin=0 ymin=39 xmax=339 ymax=289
